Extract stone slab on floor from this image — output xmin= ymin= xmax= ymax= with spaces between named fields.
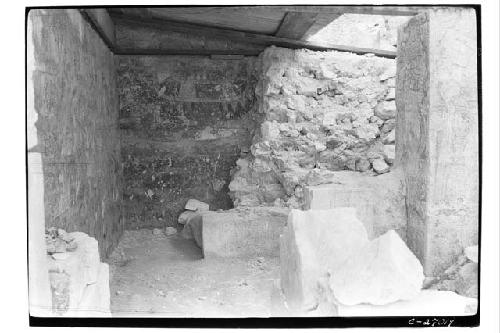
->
xmin=202 ymin=206 xmax=289 ymax=258
xmin=280 ymin=208 xmax=369 ymax=313
xmin=337 ymin=290 xmax=477 ymax=316
xmin=303 ymin=170 xmax=406 ymax=240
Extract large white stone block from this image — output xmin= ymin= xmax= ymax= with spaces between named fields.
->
xmin=280 ymin=208 xmax=369 ymax=312
xmin=330 ymin=230 xmax=424 ymax=306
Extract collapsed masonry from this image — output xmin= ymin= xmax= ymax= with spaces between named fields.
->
xmin=46 ymin=229 xmax=111 ymax=316
xmin=229 ymin=46 xmax=398 ymax=209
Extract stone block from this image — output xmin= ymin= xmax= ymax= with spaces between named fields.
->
xmin=372 ymin=158 xmax=390 ymax=174
xmin=382 ymin=128 xmax=395 ymax=144
xmin=374 ymin=101 xmax=397 ymax=120
xmin=178 ymin=210 xmax=199 ymax=225
xmin=464 ymin=245 xmax=478 ymax=263
xmin=66 ymin=263 xmax=111 ymax=317
xmin=202 ymin=207 xmax=289 ymax=258
xmin=47 ymin=232 xmax=110 ymax=316
xmin=48 ymin=232 xmax=101 ymax=311
xmin=185 ymin=199 xmax=210 ymax=212
xmin=330 ymin=230 xmax=425 ymax=306
xmin=280 ymin=208 xmax=369 ymax=312
xmin=303 ymin=170 xmax=406 ymax=240
xmin=383 ymin=144 xmax=395 ymax=164
xmin=181 ymin=213 xmax=203 ymax=248
xmin=337 ymin=290 xmax=477 ymax=316
xmin=397 ymin=9 xmax=479 ymax=276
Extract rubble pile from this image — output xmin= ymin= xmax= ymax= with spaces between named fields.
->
xmin=230 ymin=47 xmax=397 ymax=208
xmin=279 ymin=209 xmax=476 ymax=316
xmin=425 ymin=245 xmax=478 ymax=298
xmin=46 ymin=229 xmax=110 ymax=316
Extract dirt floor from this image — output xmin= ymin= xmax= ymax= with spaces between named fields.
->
xmin=107 ymin=229 xmax=284 ymax=317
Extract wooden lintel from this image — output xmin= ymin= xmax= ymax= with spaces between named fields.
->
xmin=115 ymin=48 xmax=262 ymax=56
xmin=275 ymin=12 xmax=319 ymax=39
xmin=112 ymin=15 xmax=397 ymax=58
xmin=232 ymin=5 xmax=421 ymax=16
xmin=110 ymin=6 xmax=420 ymax=17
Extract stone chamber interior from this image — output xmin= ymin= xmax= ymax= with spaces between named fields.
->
xmin=27 ymin=7 xmax=479 ymax=318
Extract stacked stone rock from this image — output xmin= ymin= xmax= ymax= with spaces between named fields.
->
xmin=230 ymin=47 xmax=397 ymax=208
xmin=46 ymin=230 xmax=110 ymax=316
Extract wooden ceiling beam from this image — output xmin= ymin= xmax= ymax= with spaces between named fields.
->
xmin=111 ymin=14 xmax=397 ymax=58
xmin=109 ymin=6 xmax=420 ymax=17
xmin=275 ymin=11 xmax=319 ymax=39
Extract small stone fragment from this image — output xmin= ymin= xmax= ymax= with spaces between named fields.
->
xmin=345 ymin=158 xmax=356 ymax=171
xmin=375 ymin=101 xmax=396 ymax=120
xmin=330 ymin=230 xmax=425 ymax=306
xmin=185 ymin=199 xmax=210 ymax=212
xmin=385 ymin=87 xmax=396 ymax=100
xmin=52 ymin=252 xmax=71 ymax=261
xmin=65 ymin=240 xmax=78 ymax=252
xmin=382 ymin=129 xmax=395 ymax=144
xmin=374 ymin=101 xmax=397 ymax=120
xmin=164 ymin=227 xmax=177 ymax=236
xmin=356 ymin=158 xmax=371 ymax=172
xmin=46 ymin=238 xmax=67 ymax=254
xmin=58 ymin=229 xmax=74 ymax=242
xmin=152 ymin=228 xmax=163 ymax=235
xmin=178 ymin=210 xmax=199 ymax=225
xmin=372 ymin=159 xmax=390 ymax=174
xmin=383 ymin=145 xmax=395 ymax=164
xmin=381 ymin=119 xmax=396 ymax=133
xmin=464 ymin=245 xmax=478 ymax=263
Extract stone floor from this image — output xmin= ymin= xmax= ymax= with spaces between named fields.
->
xmin=107 ymin=229 xmax=282 ymax=317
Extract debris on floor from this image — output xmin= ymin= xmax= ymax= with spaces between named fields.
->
xmin=424 ymin=245 xmax=479 ymax=298
xmin=279 ymin=208 xmax=474 ymax=316
xmin=108 ymin=229 xmax=280 ymax=317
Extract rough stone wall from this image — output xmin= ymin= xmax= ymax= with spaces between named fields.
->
xmin=29 ymin=9 xmax=123 ymax=259
xmin=118 ymin=56 xmax=260 ymax=229
xmin=397 ymin=9 xmax=479 ymax=276
xmin=230 ymin=47 xmax=397 ymax=208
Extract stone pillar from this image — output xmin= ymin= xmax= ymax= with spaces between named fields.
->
xmin=27 ymin=11 xmax=52 ymax=316
xmin=396 ymin=8 xmax=479 ymax=276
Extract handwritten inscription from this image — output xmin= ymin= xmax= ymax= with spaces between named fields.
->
xmin=408 ymin=318 xmax=455 ymax=327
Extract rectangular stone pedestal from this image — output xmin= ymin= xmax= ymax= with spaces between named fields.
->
xmin=303 ymin=170 xmax=407 ymax=240
xmin=396 ymin=8 xmax=479 ymax=276
xmin=202 ymin=207 xmax=289 ymax=258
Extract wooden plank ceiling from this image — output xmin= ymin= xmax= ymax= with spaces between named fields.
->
xmin=106 ymin=6 xmax=420 ymax=58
